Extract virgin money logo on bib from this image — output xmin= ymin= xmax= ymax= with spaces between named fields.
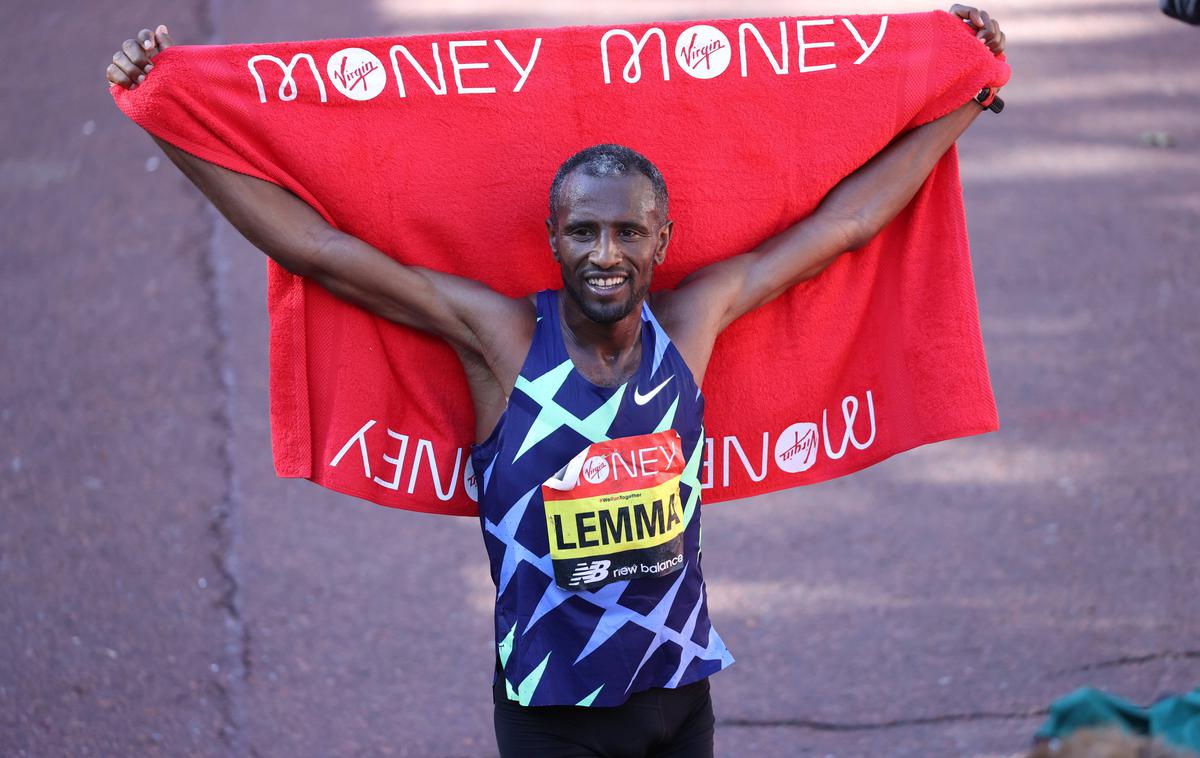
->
xmin=542 ymin=430 xmax=686 ymax=590
xmin=674 ymin=25 xmax=731 ymax=79
xmin=327 ymin=47 xmax=385 ymax=100
xmin=582 ymin=456 xmax=610 ymax=485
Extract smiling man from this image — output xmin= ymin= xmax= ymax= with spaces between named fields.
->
xmin=107 ymin=6 xmax=1004 ymax=756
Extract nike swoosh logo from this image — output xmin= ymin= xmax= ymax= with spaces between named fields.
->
xmin=633 ymin=376 xmax=673 ymax=405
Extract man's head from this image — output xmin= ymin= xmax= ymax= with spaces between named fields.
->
xmin=547 ymin=145 xmax=672 ymax=324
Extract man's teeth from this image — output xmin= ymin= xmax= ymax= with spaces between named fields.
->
xmin=588 ymin=276 xmax=626 ymax=288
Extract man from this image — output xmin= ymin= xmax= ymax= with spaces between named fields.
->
xmin=107 ymin=7 xmax=1005 ymax=755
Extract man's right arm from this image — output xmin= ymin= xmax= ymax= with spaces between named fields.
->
xmin=109 ymin=27 xmax=533 ymax=396
xmin=153 ymin=137 xmax=525 ymax=354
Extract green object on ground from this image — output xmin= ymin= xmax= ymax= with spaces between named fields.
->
xmin=1035 ymin=686 xmax=1200 ymax=754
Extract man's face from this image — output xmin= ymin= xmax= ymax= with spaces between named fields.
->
xmin=547 ymin=171 xmax=671 ymax=324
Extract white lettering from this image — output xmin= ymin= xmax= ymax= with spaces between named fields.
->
xmin=494 ymin=38 xmax=542 ymax=93
xmin=723 ymin=433 xmax=769 ymax=487
xmin=448 ymin=40 xmax=496 ymax=94
xmin=373 ymin=428 xmax=411 ymax=490
xmin=796 ymin=19 xmax=837 ymax=73
xmin=739 ymin=21 xmax=788 ymax=77
xmin=611 ymin=450 xmax=638 ymax=481
xmin=822 ymin=390 xmax=877 ymax=460
xmin=843 ymin=16 xmax=888 ymax=65
xmin=601 ymin=28 xmax=671 ymax=84
xmin=408 ymin=438 xmax=462 ymax=501
xmin=388 ymin=43 xmax=448 ymax=97
xmin=329 ymin=419 xmax=376 ymax=477
xmin=247 ymin=53 xmax=327 ymax=103
xmin=660 ymin=442 xmax=680 ymax=472
xmin=701 ymin=437 xmax=715 ymax=490
xmin=636 ymin=446 xmax=660 ymax=475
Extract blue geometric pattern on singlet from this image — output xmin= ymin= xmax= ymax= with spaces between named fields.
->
xmin=471 ymin=290 xmax=733 ymax=708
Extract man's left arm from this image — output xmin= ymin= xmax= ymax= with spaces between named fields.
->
xmin=659 ymin=7 xmax=1003 ymax=384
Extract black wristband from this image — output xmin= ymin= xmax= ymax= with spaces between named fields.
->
xmin=975 ymin=87 xmax=1005 ymax=114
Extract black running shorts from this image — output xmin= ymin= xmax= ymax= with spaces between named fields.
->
xmin=493 ymin=676 xmax=714 ymax=758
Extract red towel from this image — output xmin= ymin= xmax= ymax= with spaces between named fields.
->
xmin=113 ymin=12 xmax=1009 ymax=517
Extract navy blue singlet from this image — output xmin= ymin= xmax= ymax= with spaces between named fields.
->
xmin=471 ymin=289 xmax=733 ymax=708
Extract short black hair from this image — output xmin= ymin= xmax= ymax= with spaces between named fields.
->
xmin=548 ymin=144 xmax=669 ymax=220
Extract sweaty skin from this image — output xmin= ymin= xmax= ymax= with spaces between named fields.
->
xmin=106 ymin=10 xmax=1006 ymax=443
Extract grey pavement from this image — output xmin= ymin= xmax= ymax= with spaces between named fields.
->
xmin=2 ymin=1 xmax=1197 ymax=756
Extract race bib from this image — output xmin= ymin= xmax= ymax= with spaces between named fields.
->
xmin=542 ymin=430 xmax=686 ymax=591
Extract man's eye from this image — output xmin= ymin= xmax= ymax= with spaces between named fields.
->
xmin=620 ymin=229 xmax=640 ymax=238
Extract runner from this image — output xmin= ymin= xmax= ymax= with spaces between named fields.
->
xmin=106 ymin=7 xmax=1005 ymax=755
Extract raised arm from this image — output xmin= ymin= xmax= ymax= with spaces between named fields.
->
xmin=108 ymin=26 xmax=535 ymax=438
xmin=676 ymin=101 xmax=984 ymax=330
xmin=107 ymin=26 xmax=535 ymax=424
xmin=149 ymin=134 xmax=526 ymax=355
xmin=657 ymin=6 xmax=1004 ymax=383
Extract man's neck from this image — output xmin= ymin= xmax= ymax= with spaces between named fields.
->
xmin=558 ymin=291 xmax=644 ymax=387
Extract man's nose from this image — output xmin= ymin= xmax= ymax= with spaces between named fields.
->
xmin=589 ymin=230 xmax=621 ymax=267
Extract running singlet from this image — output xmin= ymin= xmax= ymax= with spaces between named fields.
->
xmin=471 ymin=290 xmax=733 ymax=708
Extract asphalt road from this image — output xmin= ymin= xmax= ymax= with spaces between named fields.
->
xmin=2 ymin=1 xmax=1197 ymax=756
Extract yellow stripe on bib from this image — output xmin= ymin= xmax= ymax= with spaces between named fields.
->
xmin=545 ymin=477 xmax=683 ymax=561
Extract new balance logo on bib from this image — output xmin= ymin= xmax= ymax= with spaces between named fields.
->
xmin=542 ymin=430 xmax=686 ymax=590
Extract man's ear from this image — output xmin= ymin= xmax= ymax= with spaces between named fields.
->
xmin=654 ymin=220 xmax=673 ymax=266
xmin=546 ymin=217 xmax=560 ymax=262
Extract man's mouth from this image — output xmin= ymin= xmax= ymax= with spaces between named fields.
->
xmin=584 ymin=274 xmax=628 ymax=294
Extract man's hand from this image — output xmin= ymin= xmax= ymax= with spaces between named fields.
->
xmin=950 ymin=5 xmax=1006 ymax=55
xmin=106 ymin=25 xmax=173 ymax=90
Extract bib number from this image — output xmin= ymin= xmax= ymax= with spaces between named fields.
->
xmin=542 ymin=430 xmax=687 ymax=591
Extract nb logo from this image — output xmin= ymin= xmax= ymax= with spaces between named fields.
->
xmin=568 ymin=559 xmax=612 ymax=587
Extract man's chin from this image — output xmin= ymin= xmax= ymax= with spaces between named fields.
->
xmin=581 ymin=301 xmax=633 ymax=324
xmin=564 ymin=281 xmax=641 ymax=324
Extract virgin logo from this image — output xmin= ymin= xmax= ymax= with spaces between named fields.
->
xmin=582 ymin=456 xmax=611 ymax=485
xmin=326 ymin=47 xmax=385 ymax=101
xmin=462 ymin=458 xmax=479 ymax=502
xmin=774 ymin=422 xmax=819 ymax=473
xmin=674 ymin=25 xmax=731 ymax=79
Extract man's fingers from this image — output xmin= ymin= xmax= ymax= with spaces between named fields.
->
xmin=107 ymin=26 xmax=172 ymax=91
xmin=950 ymin=5 xmax=992 ymax=34
xmin=111 ymin=49 xmax=145 ymax=87
xmin=991 ymin=30 xmax=1006 ymax=54
xmin=106 ymin=62 xmax=133 ymax=89
xmin=949 ymin=4 xmax=976 ymax=22
xmin=154 ymin=25 xmax=174 ymax=50
xmin=121 ymin=38 xmax=151 ymax=72
xmin=138 ymin=28 xmax=160 ymax=62
xmin=976 ymin=18 xmax=1004 ymax=53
